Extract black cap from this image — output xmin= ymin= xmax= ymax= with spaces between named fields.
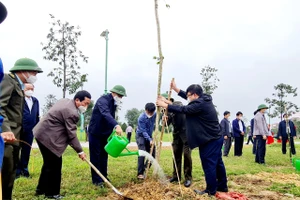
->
xmin=0 ymin=2 xmax=7 ymax=24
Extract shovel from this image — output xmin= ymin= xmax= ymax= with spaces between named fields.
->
xmin=84 ymin=158 xmax=133 ymax=200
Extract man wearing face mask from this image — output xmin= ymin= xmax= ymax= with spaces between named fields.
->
xmin=33 ymin=90 xmax=91 ymax=199
xmin=136 ymin=102 xmax=156 ymax=180
xmin=253 ymin=104 xmax=269 ymax=164
xmin=0 ymin=57 xmax=42 ymax=200
xmin=232 ymin=112 xmax=246 ymax=157
xmin=156 ymin=81 xmax=227 ymax=197
xmin=16 ymin=83 xmax=39 ymax=178
xmin=88 ymin=85 xmax=126 ymax=187
xmin=220 ymin=111 xmax=232 ymax=157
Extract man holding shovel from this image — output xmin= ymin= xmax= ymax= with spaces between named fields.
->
xmin=156 ymin=81 xmax=228 ymax=196
xmin=34 ymin=90 xmax=91 ymax=199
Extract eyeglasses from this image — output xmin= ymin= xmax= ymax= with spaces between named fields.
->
xmin=116 ymin=94 xmax=123 ymax=98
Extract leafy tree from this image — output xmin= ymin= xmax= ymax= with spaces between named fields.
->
xmin=41 ymin=14 xmax=88 ymax=98
xmin=121 ymin=122 xmax=127 ymax=132
xmin=125 ymin=108 xmax=144 ymax=128
xmin=84 ymin=100 xmax=94 ymax=126
xmin=200 ymin=65 xmax=220 ymax=95
xmin=265 ymin=83 xmax=299 ymax=121
xmin=42 ymin=94 xmax=57 ymax=115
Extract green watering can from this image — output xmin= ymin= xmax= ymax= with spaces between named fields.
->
xmin=104 ymin=130 xmax=139 ymax=158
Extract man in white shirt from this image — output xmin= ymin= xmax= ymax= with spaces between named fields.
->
xmin=16 ymin=83 xmax=40 ymax=178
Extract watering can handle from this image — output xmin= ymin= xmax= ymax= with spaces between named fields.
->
xmin=107 ymin=129 xmax=116 ymax=142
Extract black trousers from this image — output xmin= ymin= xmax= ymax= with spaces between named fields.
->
xmin=200 ymin=137 xmax=227 ymax=195
xmin=36 ymin=140 xmax=62 ymax=196
xmin=171 ymin=131 xmax=192 ymax=181
xmin=89 ymin=133 xmax=109 ymax=184
xmin=2 ymin=144 xmax=20 ymax=200
xmin=252 ymin=137 xmax=257 ymax=154
xmin=127 ymin=132 xmax=132 ymax=143
xmin=255 ymin=136 xmax=266 ymax=164
xmin=246 ymin=136 xmax=254 ymax=144
xmin=234 ymin=137 xmax=244 ymax=156
xmin=136 ymin=135 xmax=155 ymax=175
xmin=223 ymin=137 xmax=232 ymax=156
xmin=282 ymin=137 xmax=296 ymax=155
xmin=16 ymin=131 xmax=34 ymax=176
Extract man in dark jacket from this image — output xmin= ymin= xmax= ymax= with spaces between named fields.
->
xmin=278 ymin=114 xmax=297 ymax=155
xmin=232 ymin=112 xmax=246 ymax=156
xmin=165 ymin=100 xmax=192 ymax=187
xmin=88 ymin=85 xmax=126 ymax=187
xmin=0 ymin=58 xmax=42 ymax=200
xmin=251 ymin=111 xmax=258 ymax=154
xmin=220 ymin=111 xmax=232 ymax=157
xmin=156 ymin=81 xmax=227 ymax=196
xmin=16 ymin=83 xmax=39 ymax=178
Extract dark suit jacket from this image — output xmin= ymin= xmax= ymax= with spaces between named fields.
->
xmin=168 ymin=90 xmax=222 ymax=149
xmin=88 ymin=93 xmax=118 ymax=136
xmin=278 ymin=120 xmax=296 ymax=138
xmin=232 ymin=118 xmax=246 ymax=138
xmin=23 ymin=96 xmax=39 ymax=133
xmin=33 ymin=99 xmax=83 ymax=157
xmin=220 ymin=118 xmax=231 ymax=137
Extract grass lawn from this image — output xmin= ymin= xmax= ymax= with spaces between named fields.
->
xmin=14 ymin=143 xmax=300 ymax=200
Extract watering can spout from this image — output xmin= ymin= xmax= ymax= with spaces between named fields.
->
xmin=119 ymin=149 xmax=139 ymax=157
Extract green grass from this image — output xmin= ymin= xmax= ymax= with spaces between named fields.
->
xmin=13 ymin=143 xmax=300 ymax=200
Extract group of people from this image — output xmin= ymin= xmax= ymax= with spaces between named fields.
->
xmin=220 ymin=105 xmax=297 ymax=164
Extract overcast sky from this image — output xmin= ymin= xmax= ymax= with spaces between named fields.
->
xmin=1 ymin=0 xmax=300 ymax=125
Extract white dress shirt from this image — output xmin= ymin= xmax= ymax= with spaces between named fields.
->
xmin=25 ymin=97 xmax=33 ymax=112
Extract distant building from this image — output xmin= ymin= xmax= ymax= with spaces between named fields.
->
xmin=291 ymin=112 xmax=300 ymax=121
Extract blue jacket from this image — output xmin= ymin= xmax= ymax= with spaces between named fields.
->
xmin=168 ymin=90 xmax=222 ymax=149
xmin=278 ymin=120 xmax=296 ymax=138
xmin=136 ymin=112 xmax=156 ymax=142
xmin=23 ymin=96 xmax=39 ymax=133
xmin=232 ymin=118 xmax=246 ymax=138
xmin=88 ymin=94 xmax=118 ymax=136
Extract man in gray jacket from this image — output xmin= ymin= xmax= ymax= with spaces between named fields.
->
xmin=33 ymin=90 xmax=91 ymax=199
xmin=220 ymin=111 xmax=232 ymax=157
xmin=253 ymin=104 xmax=269 ymax=164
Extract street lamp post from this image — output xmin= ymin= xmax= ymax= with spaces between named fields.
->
xmin=100 ymin=29 xmax=109 ymax=94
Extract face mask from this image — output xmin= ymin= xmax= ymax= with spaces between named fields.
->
xmin=187 ymin=98 xmax=191 ymax=103
xmin=114 ymin=96 xmax=122 ymax=106
xmin=264 ymin=110 xmax=268 ymax=114
xmin=78 ymin=106 xmax=87 ymax=114
xmin=24 ymin=90 xmax=34 ymax=97
xmin=146 ymin=113 xmax=153 ymax=118
xmin=22 ymin=72 xmax=37 ymax=84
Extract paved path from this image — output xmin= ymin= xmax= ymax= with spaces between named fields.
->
xmin=31 ymin=141 xmax=300 ymax=149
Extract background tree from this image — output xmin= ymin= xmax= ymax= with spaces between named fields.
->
xmin=121 ymin=122 xmax=128 ymax=132
xmin=42 ymin=94 xmax=57 ymax=115
xmin=84 ymin=100 xmax=94 ymax=126
xmin=125 ymin=108 xmax=144 ymax=128
xmin=41 ymin=14 xmax=88 ymax=98
xmin=200 ymin=65 xmax=220 ymax=95
xmin=265 ymin=83 xmax=299 ymax=121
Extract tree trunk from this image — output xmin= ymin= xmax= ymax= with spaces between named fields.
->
xmin=154 ymin=0 xmax=164 ymax=149
xmin=62 ymin=27 xmax=66 ymax=98
xmin=146 ymin=0 xmax=164 ymax=178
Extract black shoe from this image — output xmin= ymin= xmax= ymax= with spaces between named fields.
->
xmin=217 ymin=187 xmax=228 ymax=192
xmin=194 ymin=189 xmax=214 ymax=196
xmin=169 ymin=177 xmax=178 ymax=183
xmin=184 ymin=180 xmax=191 ymax=187
xmin=45 ymin=194 xmax=64 ymax=199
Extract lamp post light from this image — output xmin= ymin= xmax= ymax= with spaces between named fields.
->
xmin=100 ymin=29 xmax=109 ymax=94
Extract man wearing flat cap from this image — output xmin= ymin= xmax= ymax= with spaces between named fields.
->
xmin=253 ymin=104 xmax=269 ymax=164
